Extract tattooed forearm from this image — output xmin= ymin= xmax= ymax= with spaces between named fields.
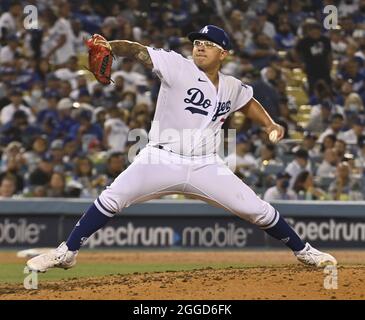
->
xmin=109 ymin=40 xmax=153 ymax=69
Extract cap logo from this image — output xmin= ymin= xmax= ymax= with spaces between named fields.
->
xmin=201 ymin=26 xmax=209 ymax=34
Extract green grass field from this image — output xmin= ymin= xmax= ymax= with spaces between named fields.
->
xmin=1 ymin=261 xmax=247 ymax=284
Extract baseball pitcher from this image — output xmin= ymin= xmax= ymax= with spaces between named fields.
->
xmin=27 ymin=25 xmax=336 ymax=272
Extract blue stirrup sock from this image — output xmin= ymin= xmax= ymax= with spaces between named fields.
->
xmin=264 ymin=213 xmax=305 ymax=252
xmin=66 ymin=203 xmax=112 ymax=251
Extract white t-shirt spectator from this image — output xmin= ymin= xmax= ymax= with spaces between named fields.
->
xmin=317 ymin=128 xmax=337 ymax=143
xmin=264 ymin=186 xmax=297 ymax=201
xmin=73 ymin=30 xmax=91 ymax=54
xmin=111 ymin=70 xmax=148 ymax=88
xmin=0 ymin=12 xmax=17 ymax=38
xmin=225 ymin=152 xmax=258 ymax=174
xmin=104 ymin=118 xmax=129 ymax=152
xmin=285 ymin=160 xmax=312 ymax=188
xmin=337 ymin=128 xmax=362 ymax=145
xmin=46 ymin=18 xmax=75 ymax=65
xmin=0 ymin=45 xmax=16 ymax=64
xmin=0 ymin=103 xmax=35 ymax=125
xmin=316 ymin=161 xmax=336 ymax=178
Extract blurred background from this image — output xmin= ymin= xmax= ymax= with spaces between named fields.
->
xmin=0 ymin=0 xmax=365 ymax=203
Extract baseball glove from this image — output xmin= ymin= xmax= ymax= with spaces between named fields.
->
xmin=85 ymin=34 xmax=114 ymax=85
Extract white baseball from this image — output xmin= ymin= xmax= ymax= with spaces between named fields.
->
xmin=269 ymin=130 xmax=279 ymax=143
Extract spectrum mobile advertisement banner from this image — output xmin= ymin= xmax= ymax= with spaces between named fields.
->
xmin=0 ymin=215 xmax=364 ymax=248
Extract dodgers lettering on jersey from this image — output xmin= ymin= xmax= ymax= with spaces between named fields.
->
xmin=146 ymin=47 xmax=253 ymax=156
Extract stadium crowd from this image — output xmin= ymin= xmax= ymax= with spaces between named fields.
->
xmin=0 ymin=0 xmax=365 ymax=201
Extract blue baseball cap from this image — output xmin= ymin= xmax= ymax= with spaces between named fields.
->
xmin=188 ymin=25 xmax=231 ymax=50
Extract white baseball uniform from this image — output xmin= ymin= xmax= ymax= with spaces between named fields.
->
xmin=96 ymin=48 xmax=278 ymax=229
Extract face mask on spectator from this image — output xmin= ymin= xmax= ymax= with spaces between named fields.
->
xmin=32 ymin=89 xmax=42 ymax=99
xmin=281 ymin=180 xmax=289 ymax=190
xmin=348 ymin=103 xmax=359 ymax=111
xmin=122 ymin=100 xmax=134 ymax=109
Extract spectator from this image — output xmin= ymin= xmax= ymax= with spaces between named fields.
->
xmin=71 ymin=19 xmax=91 ymax=54
xmin=36 ymin=90 xmax=60 ymax=126
xmin=285 ymin=148 xmax=312 ymax=188
xmin=334 ymin=139 xmax=347 ymax=161
xmin=338 ymin=58 xmax=365 ymax=98
xmin=329 ymin=162 xmax=363 ymax=200
xmin=252 ymin=66 xmax=280 ymax=120
xmin=70 ymin=156 xmax=97 ymax=198
xmin=24 ymin=82 xmax=47 ymax=111
xmin=0 ymin=173 xmax=18 ymax=198
xmin=274 ymin=16 xmax=295 ymax=50
xmin=91 ymin=84 xmax=107 ymax=108
xmin=28 ymin=155 xmax=53 ymax=187
xmin=292 ymin=171 xmax=327 ymax=200
xmin=48 ymin=139 xmax=69 ymax=173
xmin=112 ymin=57 xmax=147 ymax=89
xmin=305 ymin=101 xmax=332 ymax=134
xmin=0 ymin=110 xmax=42 ymax=147
xmin=317 ymin=113 xmax=345 ymax=143
xmin=104 ymin=107 xmax=129 ymax=152
xmin=244 ymin=32 xmax=277 ymax=70
xmin=57 ymin=98 xmax=77 ymax=138
xmin=329 ymin=27 xmax=347 ymax=60
xmin=34 ymin=59 xmax=52 ymax=83
xmin=301 ymin=132 xmax=319 ymax=158
xmin=1 ymin=89 xmax=35 ymax=125
xmin=68 ymin=109 xmax=103 ymax=153
xmin=278 ymin=97 xmax=298 ymax=132
xmin=225 ymin=135 xmax=257 ymax=180
xmin=264 ymin=172 xmax=296 ymax=201
xmin=47 ymin=172 xmax=66 ymax=197
xmin=338 ymin=118 xmax=365 ymax=145
xmin=256 ymin=143 xmax=283 ymax=167
xmin=23 ymin=135 xmax=48 ymax=172
xmin=54 ymin=56 xmax=80 ymax=82
xmin=117 ymin=90 xmax=137 ymax=111
xmin=344 ymin=92 xmax=364 ymax=115
xmin=316 ymin=148 xmax=338 ymax=178
xmin=105 ymin=152 xmax=126 ymax=182
xmin=42 ymin=4 xmax=75 ymax=66
xmin=354 ymin=135 xmax=365 ymax=169
xmin=288 ymin=0 xmax=308 ymax=31
xmin=0 ymin=1 xmax=22 ymax=41
xmin=319 ymin=134 xmax=337 ymax=154
xmin=295 ymin=20 xmax=332 ymax=94
xmin=0 ymin=141 xmax=25 ymax=192
xmin=0 ymin=34 xmax=20 ymax=66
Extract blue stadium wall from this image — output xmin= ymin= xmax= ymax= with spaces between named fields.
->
xmin=0 ymin=199 xmax=364 ymax=249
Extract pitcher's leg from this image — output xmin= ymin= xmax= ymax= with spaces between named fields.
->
xmin=187 ymin=160 xmax=305 ymax=251
xmin=67 ymin=147 xmax=188 ymax=251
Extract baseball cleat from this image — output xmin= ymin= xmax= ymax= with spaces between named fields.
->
xmin=295 ymin=242 xmax=337 ymax=267
xmin=26 ymin=242 xmax=78 ymax=273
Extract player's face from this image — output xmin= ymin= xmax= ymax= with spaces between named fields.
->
xmin=192 ymin=39 xmax=228 ymax=70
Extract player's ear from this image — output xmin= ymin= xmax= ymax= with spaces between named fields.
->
xmin=220 ymin=50 xmax=228 ymax=61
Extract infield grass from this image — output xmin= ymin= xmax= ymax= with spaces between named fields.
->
xmin=0 ymin=261 xmax=247 ymax=284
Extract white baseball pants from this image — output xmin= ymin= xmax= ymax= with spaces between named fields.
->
xmin=96 ymin=145 xmax=278 ymax=228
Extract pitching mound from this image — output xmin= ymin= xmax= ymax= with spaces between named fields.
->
xmin=0 ymin=250 xmax=364 ymax=300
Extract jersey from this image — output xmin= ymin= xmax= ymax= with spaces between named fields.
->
xmin=146 ymin=47 xmax=253 ymax=156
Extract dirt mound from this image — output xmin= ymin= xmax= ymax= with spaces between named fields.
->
xmin=1 ymin=250 xmax=364 ymax=300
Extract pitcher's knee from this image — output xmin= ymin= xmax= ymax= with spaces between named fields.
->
xmin=95 ymin=189 xmax=124 ymax=216
xmin=253 ymin=202 xmax=279 ymax=229
xmin=235 ymin=200 xmax=279 ymax=228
